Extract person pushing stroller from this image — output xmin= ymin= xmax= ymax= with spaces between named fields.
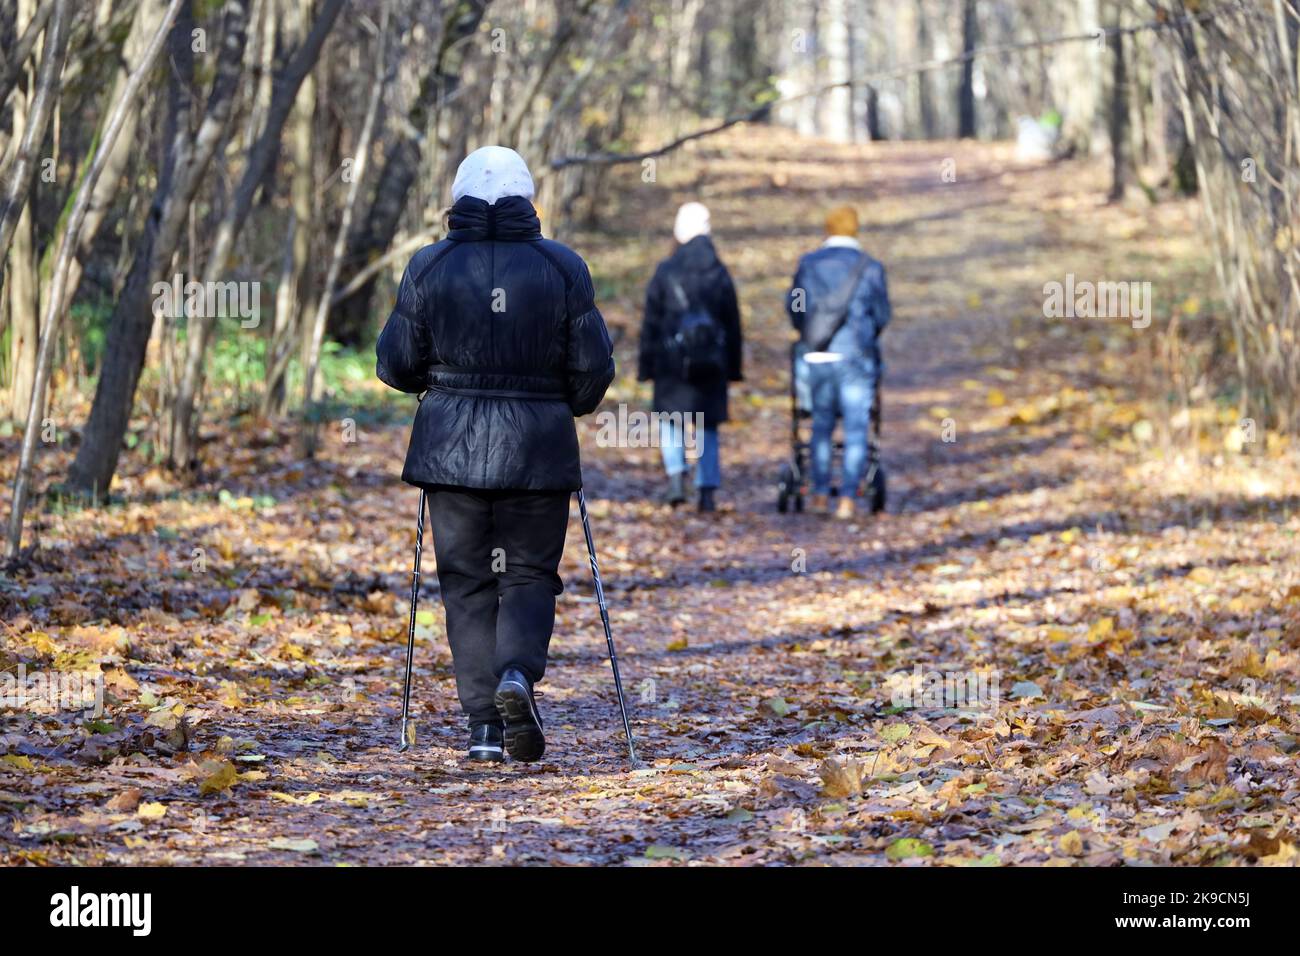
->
xmin=785 ymin=206 xmax=891 ymax=520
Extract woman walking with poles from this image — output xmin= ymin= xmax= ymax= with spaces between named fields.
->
xmin=638 ymin=202 xmax=743 ymax=512
xmin=376 ymin=146 xmax=615 ymax=763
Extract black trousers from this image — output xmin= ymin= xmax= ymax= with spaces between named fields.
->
xmin=424 ymin=486 xmax=571 ymax=727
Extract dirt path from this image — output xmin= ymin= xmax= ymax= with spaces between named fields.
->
xmin=4 ymin=129 xmax=1298 ymax=866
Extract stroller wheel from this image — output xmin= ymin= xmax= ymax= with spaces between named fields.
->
xmin=776 ymin=462 xmax=795 ymax=513
xmin=870 ymin=466 xmax=887 ymax=514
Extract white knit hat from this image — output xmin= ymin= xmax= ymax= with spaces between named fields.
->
xmin=673 ymin=201 xmax=711 ymax=244
xmin=451 ymin=146 xmax=535 ymax=205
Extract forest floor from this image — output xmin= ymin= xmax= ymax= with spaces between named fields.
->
xmin=3 ymin=127 xmax=1300 ymax=866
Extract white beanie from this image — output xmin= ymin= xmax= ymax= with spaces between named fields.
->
xmin=451 ymin=146 xmax=535 ymax=205
xmin=673 ymin=201 xmax=711 ymax=244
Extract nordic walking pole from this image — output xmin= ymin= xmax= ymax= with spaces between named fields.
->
xmin=577 ymin=488 xmax=637 ymax=763
xmin=397 ymin=489 xmax=427 ymax=752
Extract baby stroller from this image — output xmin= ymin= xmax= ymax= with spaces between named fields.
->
xmin=776 ymin=341 xmax=886 ymax=514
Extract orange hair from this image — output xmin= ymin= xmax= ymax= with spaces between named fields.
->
xmin=825 ymin=206 xmax=859 ymax=237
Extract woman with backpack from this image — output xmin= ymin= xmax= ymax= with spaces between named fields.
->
xmin=375 ymin=146 xmax=615 ymax=763
xmin=637 ymin=202 xmax=743 ymax=512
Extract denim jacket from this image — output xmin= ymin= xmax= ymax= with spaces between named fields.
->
xmin=786 ymin=237 xmax=891 ymax=362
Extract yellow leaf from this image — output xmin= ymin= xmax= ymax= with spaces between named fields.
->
xmin=1058 ymin=830 xmax=1085 ymax=856
xmin=198 ymin=759 xmax=238 ymax=796
xmin=1087 ymin=617 xmax=1115 ymax=641
xmin=136 ymin=802 xmax=168 ymax=820
xmin=26 ymin=631 xmax=59 ymax=655
xmin=986 ymin=388 xmax=1007 ymax=408
xmin=219 ymin=681 xmax=245 ymax=708
xmin=268 ymin=791 xmax=322 ymax=806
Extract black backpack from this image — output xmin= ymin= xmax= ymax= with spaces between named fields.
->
xmin=801 ymin=252 xmax=872 ymax=352
xmin=666 ymin=277 xmax=726 ymax=384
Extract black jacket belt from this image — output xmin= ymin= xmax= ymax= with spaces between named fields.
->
xmin=425 ymin=364 xmax=566 ymax=401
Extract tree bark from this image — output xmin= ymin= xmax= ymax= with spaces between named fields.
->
xmin=299 ymin=9 xmax=390 ymax=452
xmin=914 ymin=0 xmax=937 ymax=139
xmin=57 ymin=0 xmax=170 ymax=312
xmin=7 ymin=0 xmax=183 ymax=560
xmin=6 ymin=0 xmax=42 ymax=423
xmin=1108 ymin=7 xmax=1130 ymax=201
xmin=66 ymin=0 xmax=250 ymax=500
xmin=0 ymin=0 xmax=70 ymax=300
xmin=262 ymin=0 xmax=311 ymax=416
xmin=328 ymin=0 xmax=489 ymax=346
xmin=958 ymin=0 xmax=978 ymax=138
xmin=167 ymin=0 xmax=345 ymax=471
xmin=0 ymin=0 xmax=55 ymax=107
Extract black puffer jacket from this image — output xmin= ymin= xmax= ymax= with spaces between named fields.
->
xmin=637 ymin=235 xmax=742 ymax=426
xmin=376 ymin=195 xmax=614 ymax=491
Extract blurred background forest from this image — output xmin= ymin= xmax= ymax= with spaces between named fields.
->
xmin=0 ymin=0 xmax=1297 ymax=553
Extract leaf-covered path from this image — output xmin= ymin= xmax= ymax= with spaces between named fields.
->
xmin=4 ymin=128 xmax=1299 ymax=866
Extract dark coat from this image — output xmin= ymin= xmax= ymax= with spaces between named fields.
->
xmin=375 ymin=195 xmax=615 ymax=492
xmin=637 ymin=235 xmax=742 ymax=426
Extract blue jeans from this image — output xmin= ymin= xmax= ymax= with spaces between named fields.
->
xmin=659 ymin=417 xmax=720 ymax=489
xmin=808 ymin=356 xmax=876 ymax=499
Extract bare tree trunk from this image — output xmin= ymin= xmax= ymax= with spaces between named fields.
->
xmin=329 ymin=0 xmax=489 ymax=346
xmin=58 ymin=0 xmax=170 ymax=311
xmin=914 ymin=0 xmax=937 ymax=139
xmin=6 ymin=0 xmax=183 ymax=560
xmin=167 ymin=0 xmax=345 ymax=472
xmin=958 ymin=0 xmax=978 ymax=138
xmin=819 ymin=0 xmax=852 ymax=141
xmin=0 ymin=0 xmax=55 ymax=107
xmin=1108 ymin=4 xmax=1129 ymax=201
xmin=6 ymin=0 xmax=41 ymax=423
xmin=262 ymin=0 xmax=311 ymax=416
xmin=66 ymin=0 xmax=250 ymax=500
xmin=0 ymin=0 xmax=69 ymax=300
xmin=299 ymin=9 xmax=390 ymax=454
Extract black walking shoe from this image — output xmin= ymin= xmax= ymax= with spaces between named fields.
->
xmin=698 ymin=487 xmax=717 ymax=512
xmin=493 ymin=668 xmax=545 ymax=762
xmin=662 ymin=473 xmax=687 ymax=507
xmin=467 ymin=723 xmax=505 ymax=763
